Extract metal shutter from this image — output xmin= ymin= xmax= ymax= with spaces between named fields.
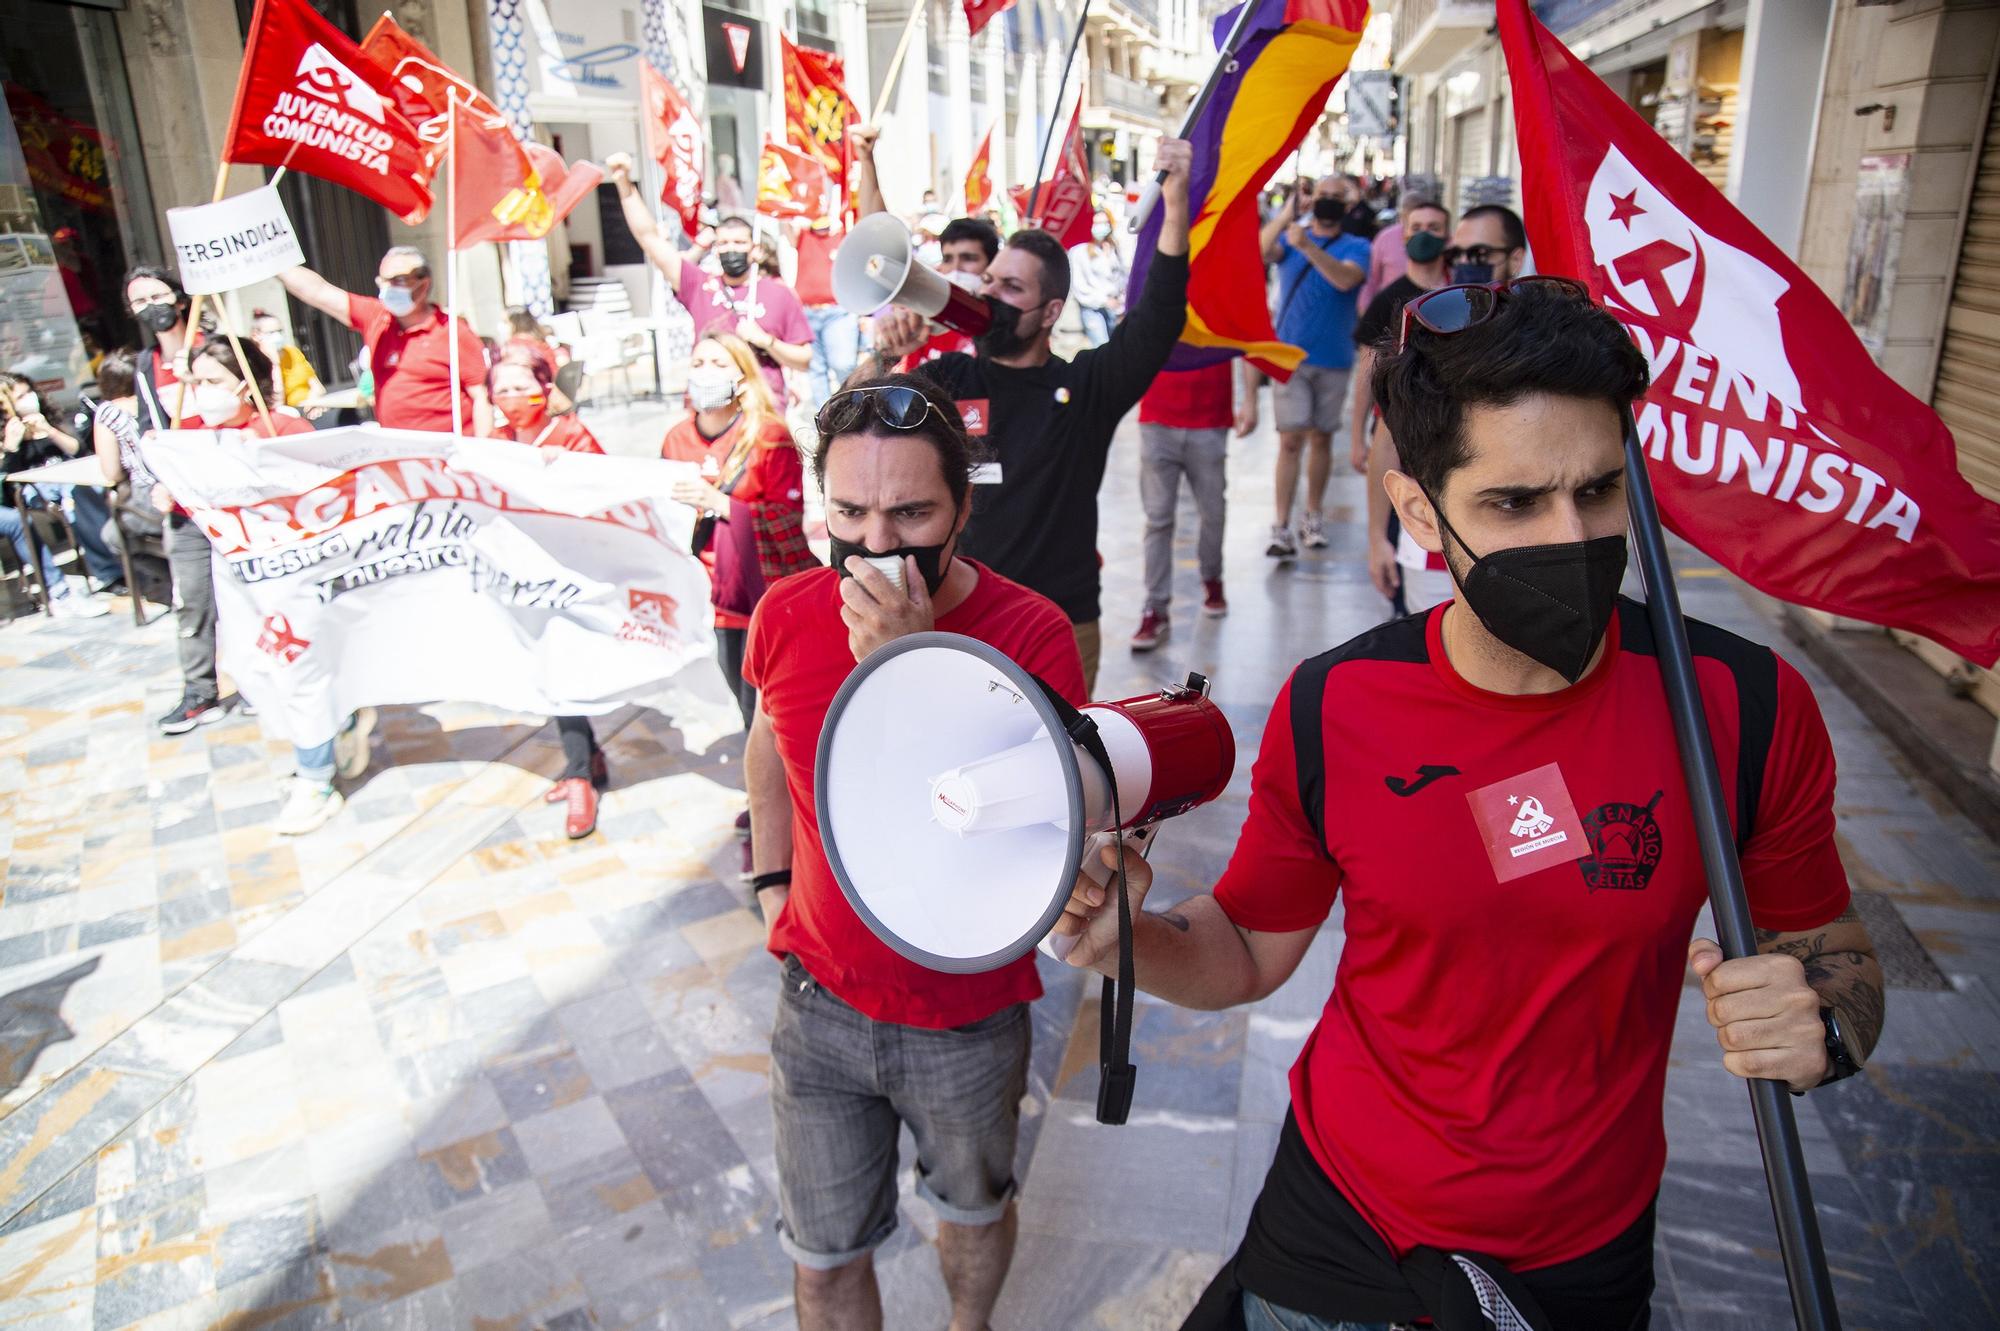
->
xmin=1934 ymin=87 xmax=2000 ymax=502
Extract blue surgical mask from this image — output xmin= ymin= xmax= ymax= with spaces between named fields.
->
xmin=378 ymin=284 xmax=418 ymax=316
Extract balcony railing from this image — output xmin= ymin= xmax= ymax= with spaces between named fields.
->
xmin=1389 ymin=0 xmax=1492 ymax=76
xmin=1109 ymin=0 xmax=1161 ymax=36
xmin=1091 ymin=67 xmax=1163 ymax=120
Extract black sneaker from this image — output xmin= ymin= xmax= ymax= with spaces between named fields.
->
xmin=158 ymin=697 xmax=224 ymax=735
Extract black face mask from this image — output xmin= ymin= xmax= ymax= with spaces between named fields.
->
xmin=974 ymin=297 xmax=1037 ymax=359
xmin=717 ymin=250 xmax=752 ymax=280
xmin=1429 ymin=494 xmax=1627 ymax=685
xmin=828 ymin=532 xmax=953 ymax=597
xmin=140 ymin=303 xmax=181 ymax=335
xmin=1311 ymin=197 xmax=1344 ymax=225
xmin=1405 ymin=231 xmax=1446 ymax=264
xmin=1449 ymin=260 xmax=1496 ymax=285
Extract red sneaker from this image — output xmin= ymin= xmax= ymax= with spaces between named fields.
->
xmin=553 ymin=777 xmax=598 ymax=839
xmin=1202 ymin=580 xmax=1228 ymax=617
xmin=1130 ymin=608 xmax=1170 ymax=652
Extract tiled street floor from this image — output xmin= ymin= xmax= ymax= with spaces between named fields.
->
xmin=1 ymin=402 xmax=1996 ymax=1329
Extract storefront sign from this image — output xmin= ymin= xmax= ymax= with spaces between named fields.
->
xmin=165 ymin=186 xmax=306 ymax=295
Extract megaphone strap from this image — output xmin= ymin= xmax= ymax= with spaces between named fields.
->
xmin=1026 ymin=676 xmax=1137 ymax=1126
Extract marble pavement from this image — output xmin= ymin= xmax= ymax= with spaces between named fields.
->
xmin=0 ymin=403 xmax=1994 ymax=1329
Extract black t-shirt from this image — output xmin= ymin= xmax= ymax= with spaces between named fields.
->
xmin=917 ymin=252 xmax=1189 ymax=624
xmin=1339 ymin=201 xmax=1382 ymax=241
xmin=1353 ymin=274 xmax=1426 ymax=355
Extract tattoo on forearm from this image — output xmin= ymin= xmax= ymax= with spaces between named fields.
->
xmin=1757 ymin=905 xmax=1885 ymax=1060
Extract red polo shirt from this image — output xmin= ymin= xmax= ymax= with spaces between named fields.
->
xmin=743 ymin=562 xmax=1086 ymax=1027
xmin=348 ymin=293 xmax=486 ymax=434
xmin=491 ymin=413 xmax=603 ymax=454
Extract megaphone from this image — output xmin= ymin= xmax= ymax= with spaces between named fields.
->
xmin=832 ymin=213 xmax=993 ymax=336
xmin=815 ymin=632 xmax=1235 ymax=1123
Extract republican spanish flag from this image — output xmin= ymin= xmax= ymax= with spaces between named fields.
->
xmin=1127 ymin=0 xmax=1369 ymax=379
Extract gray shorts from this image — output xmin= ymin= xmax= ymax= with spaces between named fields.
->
xmin=770 ymin=954 xmax=1030 ymax=1269
xmin=1274 ymin=363 xmax=1350 ymax=435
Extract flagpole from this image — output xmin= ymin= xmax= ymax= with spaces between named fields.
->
xmin=214 ymin=295 xmax=278 ymax=436
xmin=869 ymin=0 xmax=930 ymax=124
xmin=447 ymin=93 xmax=462 ymax=439
xmin=1127 ymin=0 xmax=1264 ymax=234
xmin=171 ymin=158 xmax=235 ymax=430
xmin=1621 ymin=412 xmax=1843 ymax=1331
xmin=1026 ymin=0 xmax=1092 ymax=221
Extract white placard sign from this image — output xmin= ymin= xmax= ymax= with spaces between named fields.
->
xmin=166 ymin=185 xmax=307 ymax=294
xmin=140 ymin=424 xmax=715 ymax=747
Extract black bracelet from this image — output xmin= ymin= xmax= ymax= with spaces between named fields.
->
xmin=750 ymin=870 xmax=792 ymax=894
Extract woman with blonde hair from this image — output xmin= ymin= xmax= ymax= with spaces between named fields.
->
xmin=662 ymin=327 xmax=814 ymax=873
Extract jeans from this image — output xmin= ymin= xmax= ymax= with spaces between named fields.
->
xmin=555 ymin=714 xmax=598 ymax=781
xmin=0 ymin=504 xmax=69 ymax=596
xmin=1079 ymin=304 xmax=1116 ymax=347
xmin=804 ymin=305 xmax=860 ymax=410
xmin=1241 ymin=1293 xmax=1389 ymax=1331
xmin=64 ymin=486 xmax=123 ymax=585
xmin=1139 ymin=423 xmax=1228 ymax=612
xmin=295 ymin=739 xmax=336 ymax=784
xmin=167 ymin=517 xmax=218 ymax=704
xmin=715 ymin=626 xmax=757 ymax=731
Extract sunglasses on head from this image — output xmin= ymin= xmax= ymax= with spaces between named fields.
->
xmin=1397 ymin=276 xmax=1592 ymax=351
xmin=815 ymin=385 xmax=946 ymax=440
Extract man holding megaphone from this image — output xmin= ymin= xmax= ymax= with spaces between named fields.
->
xmin=741 ymin=374 xmax=1086 ymax=1331
xmin=843 ymin=140 xmax=1194 ymax=694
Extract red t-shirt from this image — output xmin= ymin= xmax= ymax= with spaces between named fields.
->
xmin=899 ymin=329 xmax=973 ymax=372
xmin=348 ymin=293 xmax=487 ymax=433
xmin=491 ymin=412 xmax=603 ymax=454
xmin=248 ymin=412 xmax=317 ymax=439
xmin=794 ymin=228 xmax=837 ymax=307
xmin=1213 ymin=600 xmax=1848 ymax=1270
xmin=661 ymin=413 xmax=804 ymax=630
xmin=744 ymin=563 xmax=1087 ymax=1027
xmin=1140 ymin=361 xmax=1234 ymax=429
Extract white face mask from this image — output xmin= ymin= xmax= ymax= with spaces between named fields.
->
xmin=1092 ymin=222 xmax=1113 ymax=241
xmin=378 ymin=283 xmax=419 ymax=316
xmin=687 ymin=365 xmax=742 ymax=412
xmin=13 ymin=392 xmax=39 ymax=418
xmin=191 ymin=383 xmax=245 ymax=423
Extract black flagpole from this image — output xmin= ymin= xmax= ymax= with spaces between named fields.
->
xmin=1025 ymin=0 xmax=1092 ymax=221
xmin=1622 ymin=411 xmax=1842 ymax=1331
xmin=1127 ymin=0 xmax=1262 ymax=234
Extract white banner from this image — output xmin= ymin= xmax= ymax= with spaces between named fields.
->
xmin=165 ymin=185 xmax=307 ymax=295
xmin=141 ymin=425 xmax=713 ymax=747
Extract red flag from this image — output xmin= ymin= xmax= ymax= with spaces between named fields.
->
xmin=781 ymin=35 xmax=856 ymax=210
xmin=640 ymin=60 xmax=705 ymax=236
xmin=360 ymin=13 xmax=502 ymax=183
xmin=449 ymin=109 xmax=600 ymax=248
xmin=1498 ymin=0 xmax=2000 ymax=665
xmin=222 ymin=0 xmax=433 ymax=222
xmin=1011 ymin=102 xmax=1092 ymax=249
xmin=964 ymin=0 xmax=1018 ymax=37
xmin=757 ymin=142 xmax=830 ymax=221
xmin=964 ymin=122 xmax=996 ymax=214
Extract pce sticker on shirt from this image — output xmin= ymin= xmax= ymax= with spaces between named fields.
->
xmin=1465 ymin=761 xmax=1591 ymax=883
xmin=956 ymin=399 xmax=990 ymax=435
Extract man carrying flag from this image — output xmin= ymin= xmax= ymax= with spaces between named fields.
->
xmin=278 ymin=247 xmax=489 ymax=436
xmin=858 ymin=138 xmax=1194 ymax=694
xmin=1056 ymin=277 xmax=1884 ymax=1331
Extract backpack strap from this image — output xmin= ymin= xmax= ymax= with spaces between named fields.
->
xmin=1290 ymin=655 xmax=1337 ymax=861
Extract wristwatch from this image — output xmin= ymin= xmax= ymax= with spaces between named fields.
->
xmin=1814 ymin=1005 xmax=1862 ymax=1089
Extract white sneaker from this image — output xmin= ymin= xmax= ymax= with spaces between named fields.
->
xmin=274 ymin=778 xmax=343 ymax=836
xmin=50 ymin=590 xmax=109 ymax=619
xmin=1265 ymin=524 xmax=1298 ymax=560
xmin=335 ymin=707 xmax=378 ymax=780
xmin=1300 ymin=511 xmax=1329 ymax=549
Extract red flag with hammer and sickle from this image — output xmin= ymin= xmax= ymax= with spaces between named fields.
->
xmin=1499 ymin=0 xmax=2000 ymax=665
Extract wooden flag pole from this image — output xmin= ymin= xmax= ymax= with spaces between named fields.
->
xmin=171 ymin=158 xmax=235 ymax=429
xmin=1026 ymin=0 xmax=1093 ymax=221
xmin=870 ymin=0 xmax=930 ymax=124
xmin=213 ymin=296 xmax=278 ymax=436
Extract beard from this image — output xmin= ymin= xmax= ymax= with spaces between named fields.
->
xmin=974 ymin=298 xmax=1037 ymax=359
